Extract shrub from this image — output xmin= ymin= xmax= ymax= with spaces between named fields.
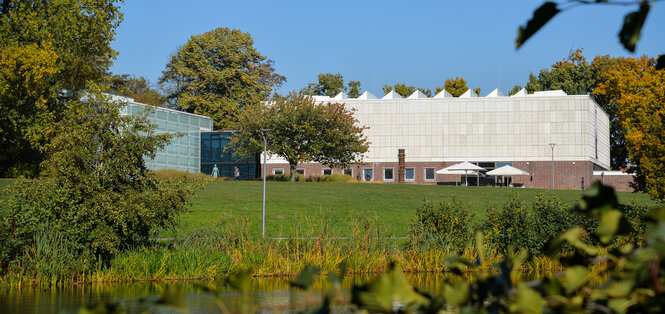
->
xmin=484 ymin=194 xmax=538 ymax=254
xmin=267 ymin=173 xmax=305 ymax=182
xmin=322 ymin=174 xmax=354 ymax=182
xmin=0 ymin=96 xmax=202 ymax=270
xmin=408 ymin=199 xmax=475 ymax=253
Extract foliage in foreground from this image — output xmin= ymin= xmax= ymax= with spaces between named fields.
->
xmin=0 ymin=95 xmax=202 ymax=272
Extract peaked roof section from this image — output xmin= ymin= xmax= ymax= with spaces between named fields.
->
xmin=459 ymin=89 xmax=478 ymax=98
xmin=486 ymin=88 xmax=505 ymax=97
xmin=332 ymin=92 xmax=348 ymax=100
xmin=357 ymin=91 xmax=378 ymax=100
xmin=433 ymin=89 xmax=453 ymax=98
xmin=407 ymin=90 xmax=428 ymax=99
xmin=510 ymin=88 xmax=528 ymax=97
xmin=382 ymin=91 xmax=403 ymax=99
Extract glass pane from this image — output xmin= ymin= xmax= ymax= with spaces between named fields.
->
xmin=405 ymin=168 xmax=415 ymax=180
xmin=425 ymin=168 xmax=435 ymax=180
xmin=363 ymin=169 xmax=373 ymax=181
xmin=323 ymin=169 xmax=332 ymax=175
xmin=344 ymin=169 xmax=352 ymax=176
xmin=384 ymin=168 xmax=394 ymax=180
xmin=211 ymin=139 xmax=221 ymax=162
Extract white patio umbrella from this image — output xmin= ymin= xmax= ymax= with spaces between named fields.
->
xmin=485 ymin=165 xmax=529 ymax=176
xmin=440 ymin=161 xmax=486 ymax=186
xmin=486 ymin=165 xmax=529 ymax=187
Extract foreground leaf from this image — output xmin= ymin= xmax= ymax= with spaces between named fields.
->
xmin=618 ymin=2 xmax=650 ymax=52
xmin=516 ymin=2 xmax=560 ymax=48
xmin=291 ymin=265 xmax=321 ymax=290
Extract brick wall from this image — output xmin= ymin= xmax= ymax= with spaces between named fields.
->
xmin=592 ymin=173 xmax=635 ymax=192
xmin=264 ymin=160 xmax=597 ymax=190
xmin=512 ymin=161 xmax=593 ymax=190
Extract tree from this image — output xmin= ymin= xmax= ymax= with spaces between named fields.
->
xmin=348 ymin=80 xmax=362 ymax=98
xmin=0 ymin=0 xmax=124 ymax=177
xmin=159 ymin=27 xmax=286 ymax=130
xmin=0 ymin=91 xmax=201 ymax=266
xmin=104 ymin=74 xmax=167 ymax=106
xmin=508 ymin=85 xmax=523 ymax=96
xmin=516 ymin=0 xmax=663 ymax=69
xmin=229 ymin=91 xmax=370 ymax=181
xmin=382 ymin=83 xmax=432 ymax=97
xmin=302 ymin=73 xmax=346 ymax=97
xmin=593 ymin=55 xmax=665 ymax=200
xmin=441 ymin=77 xmax=469 ymax=97
xmin=525 ymin=49 xmax=595 ymax=95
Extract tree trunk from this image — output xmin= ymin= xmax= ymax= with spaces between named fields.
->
xmin=289 ymin=162 xmax=298 ymax=182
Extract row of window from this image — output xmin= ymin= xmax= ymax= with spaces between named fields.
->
xmin=271 ymin=167 xmax=437 ymax=181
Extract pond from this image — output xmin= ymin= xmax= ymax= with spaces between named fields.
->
xmin=1 ymin=273 xmax=476 ymax=313
xmin=0 ymin=271 xmax=555 ymax=313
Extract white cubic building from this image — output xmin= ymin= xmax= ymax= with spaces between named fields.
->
xmin=264 ymin=89 xmax=614 ymax=190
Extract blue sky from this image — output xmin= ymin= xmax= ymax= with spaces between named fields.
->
xmin=110 ymin=0 xmax=665 ymax=97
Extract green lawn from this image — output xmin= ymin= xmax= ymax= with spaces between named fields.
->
xmin=173 ymin=181 xmax=661 ymax=238
xmin=1 ymin=179 xmax=661 ymax=238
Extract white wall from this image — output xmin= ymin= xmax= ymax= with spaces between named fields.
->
xmin=266 ymin=93 xmax=611 ymax=170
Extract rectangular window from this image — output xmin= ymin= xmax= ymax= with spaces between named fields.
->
xmin=343 ymin=169 xmax=353 ymax=176
xmin=363 ymin=168 xmax=373 ymax=181
xmin=425 ymin=168 xmax=435 ymax=181
xmin=322 ymin=169 xmax=332 ymax=176
xmin=296 ymin=169 xmax=305 ymax=175
xmin=384 ymin=168 xmax=394 ymax=181
xmin=405 ymin=168 xmax=415 ymax=181
xmin=273 ymin=168 xmax=284 ymax=175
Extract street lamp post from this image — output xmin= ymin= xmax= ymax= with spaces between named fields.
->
xmin=549 ymin=143 xmax=556 ymax=189
xmin=260 ymin=128 xmax=271 ymax=239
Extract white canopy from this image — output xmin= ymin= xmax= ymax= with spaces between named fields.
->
xmin=440 ymin=161 xmax=486 ymax=186
xmin=486 ymin=165 xmax=529 ymax=176
xmin=442 ymin=161 xmax=486 ymax=171
xmin=436 ymin=169 xmax=482 ymax=175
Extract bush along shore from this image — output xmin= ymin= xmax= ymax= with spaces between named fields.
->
xmin=0 ymin=182 xmax=655 ymax=288
xmin=56 ymin=182 xmax=665 ymax=313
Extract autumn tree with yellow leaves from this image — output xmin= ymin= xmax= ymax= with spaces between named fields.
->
xmin=594 ymin=55 xmax=665 ymax=200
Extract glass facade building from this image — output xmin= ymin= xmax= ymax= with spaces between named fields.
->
xmin=120 ymin=101 xmax=213 ymax=173
xmin=200 ymin=131 xmax=260 ymax=179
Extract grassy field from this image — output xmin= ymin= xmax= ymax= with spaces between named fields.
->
xmin=1 ymin=179 xmax=660 ymax=238
xmin=171 ymin=180 xmax=661 ymax=238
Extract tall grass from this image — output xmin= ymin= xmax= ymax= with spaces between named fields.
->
xmin=1 ymin=212 xmax=572 ymax=288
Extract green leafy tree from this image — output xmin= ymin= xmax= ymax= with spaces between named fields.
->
xmin=229 ymin=91 xmax=370 ymax=182
xmin=0 ymin=0 xmax=124 ymax=177
xmin=159 ymin=27 xmax=286 ymax=130
xmin=525 ymin=49 xmax=595 ymax=95
xmin=382 ymin=83 xmax=432 ymax=97
xmin=347 ymin=80 xmax=362 ymax=98
xmin=442 ymin=77 xmax=469 ymax=97
xmin=516 ymin=0 xmax=663 ymax=69
xmin=473 ymin=87 xmax=481 ymax=96
xmin=0 ymin=91 xmax=201 ymax=266
xmin=104 ymin=74 xmax=167 ymax=106
xmin=301 ymin=73 xmax=346 ymax=97
xmin=594 ymin=55 xmax=665 ymax=200
xmin=508 ymin=85 xmax=523 ymax=96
